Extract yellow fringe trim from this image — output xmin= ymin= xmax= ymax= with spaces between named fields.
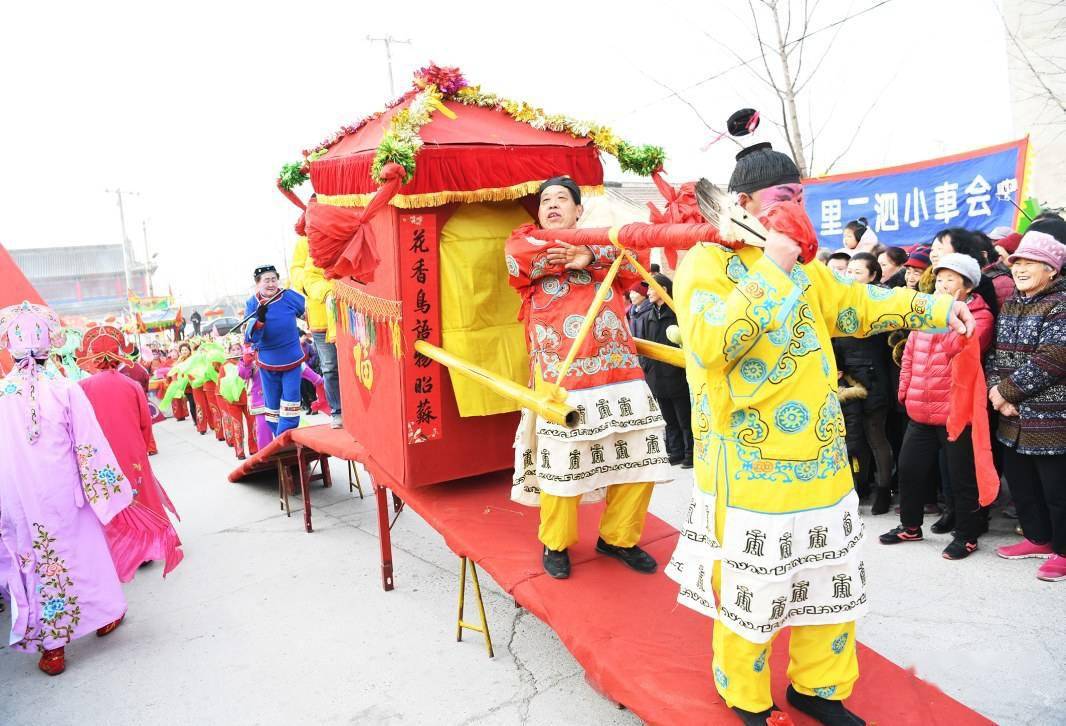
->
xmin=332 ymin=280 xmax=402 ymax=320
xmin=318 ymin=182 xmax=604 ymax=210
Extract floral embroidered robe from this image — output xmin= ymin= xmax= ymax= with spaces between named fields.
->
xmin=666 ymin=244 xmax=953 ymax=643
xmin=0 ymin=366 xmax=132 ymax=652
xmin=505 ymin=224 xmax=672 ymax=504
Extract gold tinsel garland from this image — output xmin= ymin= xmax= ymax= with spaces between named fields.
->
xmin=317 ymin=181 xmax=604 ymax=210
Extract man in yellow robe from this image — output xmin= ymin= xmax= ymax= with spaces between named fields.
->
xmin=666 ymin=142 xmax=974 ymax=725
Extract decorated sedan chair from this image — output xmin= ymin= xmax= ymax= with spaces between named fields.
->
xmin=280 ymin=65 xmax=676 ymax=491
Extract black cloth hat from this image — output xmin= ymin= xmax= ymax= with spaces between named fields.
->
xmin=537 ymin=176 xmax=581 ymax=205
xmin=728 ymin=142 xmax=801 ymax=194
xmin=727 ymin=108 xmax=760 ymax=137
xmin=254 ymin=264 xmax=278 ymax=280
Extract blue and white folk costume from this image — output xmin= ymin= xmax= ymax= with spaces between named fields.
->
xmin=244 ymin=288 xmax=306 ymax=436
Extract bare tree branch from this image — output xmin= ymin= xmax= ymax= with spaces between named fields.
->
xmin=992 ymin=0 xmax=1066 ymax=114
xmin=701 ymin=30 xmax=780 ymax=93
xmin=794 ymin=0 xmax=855 ymax=93
xmin=637 ymin=68 xmax=745 ymax=149
xmin=820 ymin=68 xmax=901 ymax=174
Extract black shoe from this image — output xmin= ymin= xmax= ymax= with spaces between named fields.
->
xmin=786 ymin=685 xmax=865 ymax=725
xmin=595 ymin=537 xmax=657 ymax=573
xmin=542 ymin=547 xmax=570 ymax=579
xmin=930 ymin=509 xmax=955 ymax=534
xmin=942 ymin=537 xmax=978 ymax=560
xmin=879 ymin=525 xmax=923 ymax=544
xmin=680 ymin=457 xmax=694 ymax=469
xmin=731 ymin=704 xmax=783 ymax=725
xmin=870 ymin=487 xmax=891 ymax=516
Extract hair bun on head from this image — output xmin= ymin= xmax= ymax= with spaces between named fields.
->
xmin=727 ymin=109 xmax=761 ymax=137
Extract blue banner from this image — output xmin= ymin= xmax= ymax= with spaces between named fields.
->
xmin=804 ymin=139 xmax=1027 ymax=250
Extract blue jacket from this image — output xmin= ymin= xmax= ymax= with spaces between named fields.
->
xmin=245 ymin=289 xmax=306 ymax=370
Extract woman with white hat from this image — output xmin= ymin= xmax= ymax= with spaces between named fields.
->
xmin=880 ymin=253 xmax=996 ymax=559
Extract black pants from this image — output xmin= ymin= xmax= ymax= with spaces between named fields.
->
xmin=898 ymin=422 xmax=982 ymax=540
xmin=656 ymin=393 xmax=693 ymax=462
xmin=301 ymin=378 xmax=317 ymax=411
xmin=1003 ymin=447 xmax=1066 ymax=555
xmin=861 ymin=407 xmax=893 ymax=490
xmin=185 ymin=391 xmax=197 ymax=421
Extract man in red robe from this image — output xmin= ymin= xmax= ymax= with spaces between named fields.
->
xmin=506 ymin=177 xmax=673 ymax=579
xmin=76 ymin=326 xmax=183 ymax=581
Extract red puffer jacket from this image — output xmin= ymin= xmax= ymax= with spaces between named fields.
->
xmin=899 ymin=295 xmax=995 ymax=426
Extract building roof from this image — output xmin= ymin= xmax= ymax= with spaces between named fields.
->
xmin=10 ymin=244 xmax=127 ymax=280
xmin=604 ymin=181 xmax=667 ymax=214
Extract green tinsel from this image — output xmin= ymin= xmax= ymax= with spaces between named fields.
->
xmin=371 ymin=135 xmax=419 ymax=183
xmin=279 ymin=161 xmax=309 ymax=191
xmin=616 ymin=142 xmax=666 ymax=177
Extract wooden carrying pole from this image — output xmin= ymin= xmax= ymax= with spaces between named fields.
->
xmin=413 ymin=341 xmax=580 ymax=428
xmin=634 ymin=338 xmax=685 ymax=368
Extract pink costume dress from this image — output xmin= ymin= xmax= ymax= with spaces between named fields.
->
xmin=0 ymin=303 xmax=132 ymax=653
xmin=80 ymin=370 xmax=183 ymax=581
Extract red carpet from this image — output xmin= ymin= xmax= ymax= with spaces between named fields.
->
xmin=230 ymin=428 xmax=992 ymax=725
xmin=226 ymin=430 xmax=296 ymax=481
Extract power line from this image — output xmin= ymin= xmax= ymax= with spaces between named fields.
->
xmin=612 ymin=0 xmax=898 ymax=120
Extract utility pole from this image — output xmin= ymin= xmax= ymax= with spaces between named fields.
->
xmin=366 ymin=35 xmax=411 ymax=97
xmin=142 ymin=219 xmax=155 ymax=296
xmin=105 ymin=188 xmax=141 ymax=346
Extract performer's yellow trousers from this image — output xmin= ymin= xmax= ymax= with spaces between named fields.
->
xmin=708 ymin=487 xmax=858 ymax=712
xmin=712 ymin=611 xmax=858 ymax=712
xmin=538 ymin=482 xmax=654 ymax=551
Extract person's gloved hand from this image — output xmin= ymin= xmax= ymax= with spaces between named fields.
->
xmin=256 ymin=304 xmax=269 ymax=323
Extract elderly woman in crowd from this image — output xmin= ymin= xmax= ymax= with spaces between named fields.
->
xmin=987 ymin=229 xmax=1066 ymax=582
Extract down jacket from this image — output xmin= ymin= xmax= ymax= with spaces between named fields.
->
xmin=899 ymin=294 xmax=995 ymax=426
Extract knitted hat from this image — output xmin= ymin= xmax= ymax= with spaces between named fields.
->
xmin=904 ymin=246 xmax=932 ymax=270
xmin=933 ymin=253 xmax=982 ymax=288
xmin=1007 ymin=231 xmax=1066 ymax=271
xmin=996 ymin=232 xmax=1023 ymax=255
xmin=627 ymin=281 xmax=649 ymax=296
xmin=728 ymin=142 xmax=801 ymax=195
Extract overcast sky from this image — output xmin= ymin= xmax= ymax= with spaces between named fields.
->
xmin=0 ymin=0 xmax=1014 ymax=302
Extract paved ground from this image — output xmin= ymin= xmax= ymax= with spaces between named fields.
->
xmin=2 ymin=416 xmax=1064 ymax=725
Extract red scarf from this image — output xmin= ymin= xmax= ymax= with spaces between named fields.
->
xmin=946 ymin=334 xmax=1000 ymax=506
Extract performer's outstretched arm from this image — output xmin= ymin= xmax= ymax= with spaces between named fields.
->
xmin=806 ymin=262 xmax=953 ymax=339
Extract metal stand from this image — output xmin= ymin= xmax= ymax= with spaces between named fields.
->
xmin=456 ymin=556 xmax=494 ymax=658
xmin=348 ymin=460 xmax=364 ymax=499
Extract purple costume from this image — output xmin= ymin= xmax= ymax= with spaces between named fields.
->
xmin=0 ymin=302 xmax=132 ymax=653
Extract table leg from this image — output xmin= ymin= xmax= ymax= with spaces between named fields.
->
xmin=297 ymin=447 xmax=313 ymax=533
xmin=320 ymin=455 xmax=333 ymax=489
xmin=375 ymin=484 xmax=395 ymax=591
